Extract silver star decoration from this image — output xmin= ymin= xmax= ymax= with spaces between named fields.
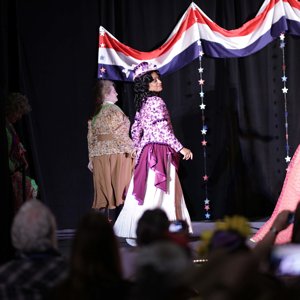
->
xmin=285 ymin=156 xmax=291 ymax=163
xmin=197 ymin=40 xmax=202 ymax=46
xmin=100 ymin=43 xmax=105 ymax=48
xmin=122 ymin=68 xmax=130 ymax=78
xmin=198 ymin=67 xmax=204 ymax=73
xmin=205 ymin=212 xmax=210 ymax=219
xmin=281 ymin=75 xmax=287 ymax=82
xmin=282 ymin=87 xmax=288 ymax=93
xmin=199 ymin=91 xmax=204 ymax=98
xmin=99 ymin=27 xmax=105 ymax=36
xmin=201 ymin=128 xmax=207 ymax=135
xmin=279 ymin=33 xmax=285 ymax=40
xmin=199 ymin=103 xmax=206 ymax=110
xmin=204 ymin=198 xmax=210 ymax=205
xmin=199 ymin=50 xmax=204 ymax=57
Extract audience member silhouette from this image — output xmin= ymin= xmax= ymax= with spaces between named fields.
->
xmin=136 ymin=208 xmax=170 ymax=246
xmin=131 ymin=241 xmax=197 ymax=300
xmin=51 ymin=211 xmax=132 ymax=300
xmin=193 ymin=212 xmax=294 ymax=300
xmin=0 ymin=199 xmax=68 ymax=300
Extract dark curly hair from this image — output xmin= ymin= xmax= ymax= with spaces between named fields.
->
xmin=134 ymin=71 xmax=161 ymax=112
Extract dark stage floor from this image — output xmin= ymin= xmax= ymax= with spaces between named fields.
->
xmin=57 ymin=221 xmax=264 ymax=260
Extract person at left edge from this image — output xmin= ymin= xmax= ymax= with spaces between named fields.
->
xmin=87 ymin=80 xmax=135 ymax=222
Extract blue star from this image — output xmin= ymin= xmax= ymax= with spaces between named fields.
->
xmin=204 ymin=198 xmax=210 ymax=205
xmin=281 ymin=75 xmax=287 ymax=82
xmin=205 ymin=212 xmax=211 ymax=219
xmin=199 ymin=92 xmax=204 ymax=98
xmin=280 ymin=42 xmax=285 ymax=48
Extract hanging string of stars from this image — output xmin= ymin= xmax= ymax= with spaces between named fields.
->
xmin=279 ymin=33 xmax=290 ymax=165
xmin=197 ymin=40 xmax=210 ymax=220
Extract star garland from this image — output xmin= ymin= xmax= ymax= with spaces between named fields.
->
xmin=98 ymin=27 xmax=107 ymax=78
xmin=279 ymin=33 xmax=291 ymax=164
xmin=197 ymin=40 xmax=210 ymax=220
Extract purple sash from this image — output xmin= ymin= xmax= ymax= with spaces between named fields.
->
xmin=133 ymin=143 xmax=179 ymax=205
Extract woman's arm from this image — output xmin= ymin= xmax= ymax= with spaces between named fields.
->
xmin=131 ymin=113 xmax=143 ymax=149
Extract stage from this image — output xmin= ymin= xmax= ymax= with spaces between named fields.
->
xmin=56 ymin=220 xmax=264 ymax=259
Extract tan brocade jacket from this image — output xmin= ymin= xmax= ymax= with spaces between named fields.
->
xmin=87 ymin=103 xmax=134 ymax=159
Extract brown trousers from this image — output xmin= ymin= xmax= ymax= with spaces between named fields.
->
xmin=92 ymin=153 xmax=134 ymax=209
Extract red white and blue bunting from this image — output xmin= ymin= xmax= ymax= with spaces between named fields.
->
xmin=98 ymin=0 xmax=300 ymax=81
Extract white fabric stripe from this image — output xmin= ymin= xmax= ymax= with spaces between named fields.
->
xmin=98 ymin=23 xmax=200 ymax=68
xmin=284 ymin=1 xmax=300 ymax=20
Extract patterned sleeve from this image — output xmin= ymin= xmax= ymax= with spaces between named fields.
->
xmin=87 ymin=120 xmax=93 ymax=160
xmin=151 ymin=97 xmax=183 ymax=152
xmin=110 ymin=107 xmax=134 ymax=152
xmin=131 ymin=112 xmax=143 ymax=149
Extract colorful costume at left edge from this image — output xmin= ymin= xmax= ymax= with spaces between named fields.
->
xmin=6 ymin=121 xmax=38 ymax=211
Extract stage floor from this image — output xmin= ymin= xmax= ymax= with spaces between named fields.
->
xmin=57 ymin=220 xmax=264 ymax=259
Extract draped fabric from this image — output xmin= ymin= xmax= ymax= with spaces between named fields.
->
xmin=98 ymin=0 xmax=300 ymax=81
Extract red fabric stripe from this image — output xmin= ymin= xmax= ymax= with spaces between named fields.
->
xmin=195 ymin=0 xmax=279 ymax=37
xmin=287 ymin=0 xmax=300 ymax=10
xmin=99 ymin=7 xmax=198 ymax=60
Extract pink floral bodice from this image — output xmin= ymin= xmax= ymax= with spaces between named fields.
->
xmin=131 ymin=96 xmax=183 ymax=164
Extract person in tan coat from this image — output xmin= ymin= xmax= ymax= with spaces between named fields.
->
xmin=87 ymin=80 xmax=135 ymax=222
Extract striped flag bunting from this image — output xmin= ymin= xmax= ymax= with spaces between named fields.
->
xmin=98 ymin=0 xmax=300 ymax=81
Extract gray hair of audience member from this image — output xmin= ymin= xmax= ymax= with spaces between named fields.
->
xmin=135 ymin=242 xmax=195 ymax=290
xmin=11 ymin=199 xmax=57 ymax=252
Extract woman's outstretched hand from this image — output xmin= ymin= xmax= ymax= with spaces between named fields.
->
xmin=180 ymin=147 xmax=193 ymax=160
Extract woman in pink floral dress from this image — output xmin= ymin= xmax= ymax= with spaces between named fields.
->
xmin=114 ymin=62 xmax=193 ymax=241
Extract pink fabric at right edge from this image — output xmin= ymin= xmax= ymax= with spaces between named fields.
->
xmin=251 ymin=144 xmax=300 ymax=244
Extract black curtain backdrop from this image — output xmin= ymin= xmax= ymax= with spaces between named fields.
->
xmin=2 ymin=0 xmax=300 ymax=230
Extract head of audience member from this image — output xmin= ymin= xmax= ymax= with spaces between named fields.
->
xmin=132 ymin=241 xmax=196 ymax=300
xmin=136 ymin=208 xmax=170 ymax=247
xmin=291 ymin=201 xmax=300 ymax=243
xmin=194 ymin=249 xmax=268 ymax=300
xmin=11 ymin=198 xmax=57 ymax=253
xmin=5 ymin=92 xmax=31 ymax=124
xmin=70 ymin=211 xmax=122 ymax=283
xmin=198 ymin=215 xmax=251 ymax=257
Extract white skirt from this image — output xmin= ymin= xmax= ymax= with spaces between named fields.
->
xmin=113 ymin=163 xmax=193 ymax=238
